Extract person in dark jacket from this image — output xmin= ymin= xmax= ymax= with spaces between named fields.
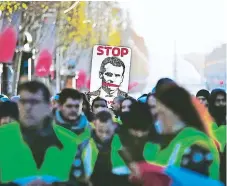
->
xmin=196 ymin=89 xmax=210 ymax=108
xmin=71 ymin=110 xmax=116 ymax=186
xmin=55 ymin=89 xmax=91 ymax=134
xmin=209 ymin=88 xmax=226 ymax=125
xmin=82 ymin=93 xmax=94 ymax=122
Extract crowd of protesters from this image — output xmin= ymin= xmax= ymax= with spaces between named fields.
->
xmin=0 ymin=78 xmax=225 ymax=186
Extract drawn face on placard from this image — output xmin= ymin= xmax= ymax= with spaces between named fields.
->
xmin=99 ymin=57 xmax=125 ymax=94
xmin=89 ymin=45 xmax=131 ymax=107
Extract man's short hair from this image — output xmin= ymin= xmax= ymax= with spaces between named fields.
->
xmin=99 ymin=57 xmax=125 ymax=76
xmin=91 ymin=97 xmax=108 ymax=108
xmin=18 ymin=81 xmax=50 ymax=103
xmin=59 ymin=88 xmax=83 ymax=105
xmin=95 ymin=110 xmax=113 ymax=123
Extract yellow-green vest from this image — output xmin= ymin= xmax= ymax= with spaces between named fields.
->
xmin=0 ymin=122 xmax=84 ymax=183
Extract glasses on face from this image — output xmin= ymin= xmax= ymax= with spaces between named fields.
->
xmin=19 ymin=99 xmax=44 ymax=105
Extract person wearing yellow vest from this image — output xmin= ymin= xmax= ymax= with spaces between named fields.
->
xmin=0 ymin=81 xmax=80 ymax=185
xmin=111 ymin=96 xmax=125 ymax=123
xmin=71 ymin=110 xmax=116 ymax=186
xmin=55 ymin=89 xmax=92 ymax=139
xmin=152 ymin=85 xmax=220 ymax=180
xmin=208 ymin=89 xmax=226 ymax=152
xmin=90 ymin=97 xmax=121 ymax=128
xmin=110 ymin=101 xmax=158 ymax=185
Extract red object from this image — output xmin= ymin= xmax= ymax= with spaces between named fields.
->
xmin=76 ymin=70 xmax=87 ymax=89
xmin=0 ymin=27 xmax=17 ymax=63
xmin=128 ymin=82 xmax=139 ymax=91
xmin=97 ymin=45 xmax=129 ymax=57
xmin=35 ymin=50 xmax=52 ymax=77
xmin=130 ymin=162 xmax=172 ymax=186
xmin=220 ymin=80 xmax=224 ymax=85
xmin=102 ymin=82 xmax=120 ymax=88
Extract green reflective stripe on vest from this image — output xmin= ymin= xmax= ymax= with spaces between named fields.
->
xmin=152 ymin=127 xmax=220 ymax=180
xmin=0 ymin=122 xmax=78 ymax=183
xmin=213 ymin=125 xmax=226 ymax=152
xmin=211 ymin=122 xmax=219 ymax=131
xmin=111 ymin=135 xmax=128 ymax=174
xmin=143 ymin=142 xmax=160 ymax=162
xmin=82 ymin=139 xmax=99 ymax=177
xmin=56 ymin=124 xmax=91 ymax=145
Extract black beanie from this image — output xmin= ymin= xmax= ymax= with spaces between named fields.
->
xmin=121 ymin=102 xmax=153 ymax=131
xmin=156 ymin=85 xmax=205 ymax=132
xmin=196 ymin=89 xmax=210 ymax=100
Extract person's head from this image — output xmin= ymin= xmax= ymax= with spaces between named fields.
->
xmin=209 ymin=89 xmax=226 ymax=124
xmin=111 ymin=96 xmax=124 ymax=112
xmin=99 ymin=57 xmax=125 ymax=93
xmin=121 ymin=102 xmax=154 ymax=138
xmin=94 ymin=110 xmax=115 ymax=142
xmin=58 ymin=88 xmax=83 ymax=122
xmin=196 ymin=89 xmax=210 ymax=107
xmin=51 ymin=93 xmax=60 ymax=110
xmin=210 ymin=89 xmax=226 ymax=107
xmin=155 ymin=78 xmax=176 ymax=96
xmin=155 ymin=85 xmax=206 ymax=134
xmin=18 ymin=81 xmax=51 ymax=128
xmin=147 ymin=93 xmax=158 ymax=120
xmin=121 ymin=97 xmax=137 ymax=113
xmin=0 ymin=101 xmax=19 ymax=125
xmin=91 ymin=97 xmax=108 ymax=114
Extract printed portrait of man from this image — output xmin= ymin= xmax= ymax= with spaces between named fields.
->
xmin=87 ymin=57 xmax=128 ymax=102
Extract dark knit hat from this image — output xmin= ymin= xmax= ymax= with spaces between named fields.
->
xmin=196 ymin=89 xmax=210 ymax=100
xmin=155 ymin=85 xmax=205 ymax=132
xmin=121 ymin=102 xmax=153 ymax=131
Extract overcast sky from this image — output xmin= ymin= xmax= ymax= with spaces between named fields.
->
xmin=120 ymin=0 xmax=226 ymax=93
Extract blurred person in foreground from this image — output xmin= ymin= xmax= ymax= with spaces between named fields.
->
xmin=0 ymin=81 xmax=78 ymax=185
xmin=151 ymin=85 xmax=220 ymax=180
xmin=111 ymin=102 xmax=157 ymax=186
xmin=55 ymin=88 xmax=91 ymax=139
xmin=154 ymin=78 xmax=176 ymax=95
xmin=196 ymin=89 xmax=210 ymax=108
xmin=72 ymin=110 xmax=116 ymax=186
